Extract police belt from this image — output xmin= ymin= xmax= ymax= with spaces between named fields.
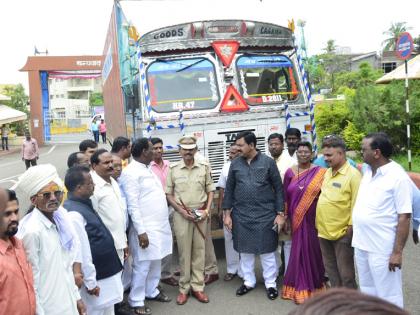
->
xmin=179 ymin=199 xmax=206 ymax=240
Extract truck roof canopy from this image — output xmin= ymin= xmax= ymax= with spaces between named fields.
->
xmin=139 ymin=20 xmax=294 ymax=54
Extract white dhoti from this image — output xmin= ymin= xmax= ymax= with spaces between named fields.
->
xmin=122 ymin=256 xmax=133 ymax=291
xmin=120 ymin=161 xmax=173 ymax=307
xmin=81 ymin=271 xmax=124 ymax=315
xmin=224 ymin=226 xmax=242 ymax=276
xmin=240 ymin=252 xmax=277 ymax=289
xmin=354 ymin=248 xmax=403 ymax=308
xmin=129 ymin=259 xmax=161 ymax=307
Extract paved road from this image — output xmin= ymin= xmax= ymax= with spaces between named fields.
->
xmin=0 ymin=144 xmax=419 ymax=314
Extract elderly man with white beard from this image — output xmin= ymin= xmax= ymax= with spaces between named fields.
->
xmin=120 ymin=138 xmax=173 ymax=315
xmin=14 ymin=164 xmax=86 ymax=315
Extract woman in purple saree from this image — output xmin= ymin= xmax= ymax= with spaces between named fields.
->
xmin=281 ymin=141 xmax=326 ymax=304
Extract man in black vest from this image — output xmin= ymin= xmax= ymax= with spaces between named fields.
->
xmin=64 ymin=166 xmax=124 ymax=315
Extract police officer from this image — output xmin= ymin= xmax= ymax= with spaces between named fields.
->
xmin=166 ymin=135 xmax=215 ymax=305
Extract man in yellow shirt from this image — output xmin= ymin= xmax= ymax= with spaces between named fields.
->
xmin=316 ymin=135 xmax=361 ymax=288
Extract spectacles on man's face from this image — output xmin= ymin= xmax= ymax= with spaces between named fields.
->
xmin=36 ymin=190 xmax=64 ymax=200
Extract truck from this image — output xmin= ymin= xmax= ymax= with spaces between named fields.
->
xmin=102 ymin=4 xmax=314 ymax=236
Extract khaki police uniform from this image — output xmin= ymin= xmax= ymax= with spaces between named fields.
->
xmin=166 ymin=142 xmax=215 ymax=294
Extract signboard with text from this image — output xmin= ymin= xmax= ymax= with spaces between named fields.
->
xmin=395 ymin=32 xmax=414 ymax=60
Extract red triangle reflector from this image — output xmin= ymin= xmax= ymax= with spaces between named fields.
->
xmin=212 ymin=41 xmax=239 ymax=67
xmin=220 ymin=85 xmax=249 ymax=113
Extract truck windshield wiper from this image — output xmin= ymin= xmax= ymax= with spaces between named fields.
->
xmin=176 ymin=58 xmax=206 ymax=72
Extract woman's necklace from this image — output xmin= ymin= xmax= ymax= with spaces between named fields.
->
xmin=297 ymin=165 xmax=310 ymax=190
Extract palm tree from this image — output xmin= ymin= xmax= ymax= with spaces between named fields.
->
xmin=382 ymin=22 xmax=412 ymax=51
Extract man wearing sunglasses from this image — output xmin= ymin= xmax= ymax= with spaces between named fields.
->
xmin=14 ymin=164 xmax=86 ymax=315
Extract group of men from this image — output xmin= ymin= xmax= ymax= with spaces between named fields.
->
xmin=0 ymin=128 xmax=419 ymax=315
xmin=220 ymin=130 xmax=418 ymax=309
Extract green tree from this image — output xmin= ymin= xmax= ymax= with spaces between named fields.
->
xmin=314 ymin=100 xmax=350 ymax=146
xmin=382 ymin=22 xmax=412 ymax=52
xmin=89 ymin=92 xmax=104 ymax=106
xmin=2 ymin=84 xmax=29 ymax=113
xmin=2 ymin=84 xmax=29 ymax=136
xmin=305 ymin=56 xmax=327 ymax=91
xmin=347 ymin=80 xmax=420 ymax=154
xmin=335 ymin=62 xmax=383 ymax=91
xmin=323 ymin=39 xmax=337 ymax=54
xmin=318 ymin=39 xmax=348 ymax=92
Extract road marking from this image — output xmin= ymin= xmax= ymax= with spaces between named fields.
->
xmin=0 ymin=145 xmax=57 ymax=168
xmin=0 ymin=145 xmax=57 ymax=183
xmin=47 ymin=145 xmax=56 ymax=154
xmin=0 ymin=175 xmax=20 ymax=184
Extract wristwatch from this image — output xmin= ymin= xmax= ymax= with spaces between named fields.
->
xmin=277 ymin=212 xmax=285 ymax=217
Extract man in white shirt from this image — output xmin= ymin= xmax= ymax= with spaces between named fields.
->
xmin=65 ymin=166 xmax=124 ymax=315
xmin=217 ymin=143 xmax=242 ymax=281
xmin=120 ymin=138 xmax=173 ymax=315
xmin=269 ymin=131 xmax=298 ymax=276
xmin=150 ymin=137 xmax=179 ymax=287
xmin=15 ymin=164 xmax=86 ymax=315
xmin=284 ymin=128 xmax=301 ymax=161
xmin=90 ymin=149 xmax=128 ymax=263
xmin=352 ymin=133 xmax=412 ymax=308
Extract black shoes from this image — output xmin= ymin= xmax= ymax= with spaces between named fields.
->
xmin=236 ymin=284 xmax=254 ymax=296
xmin=266 ymin=287 xmax=278 ymax=300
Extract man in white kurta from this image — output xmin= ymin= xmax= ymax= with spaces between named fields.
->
xmin=14 ymin=164 xmax=85 ymax=315
xmin=352 ymin=133 xmax=412 ymax=308
xmin=217 ymin=143 xmax=242 ymax=281
xmin=90 ymin=149 xmax=128 ymax=263
xmin=120 ymin=138 xmax=172 ymax=314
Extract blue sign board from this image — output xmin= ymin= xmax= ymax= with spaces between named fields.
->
xmin=396 ymin=32 xmax=414 ymax=60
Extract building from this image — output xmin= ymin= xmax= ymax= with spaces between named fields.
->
xmin=20 ymin=56 xmax=103 ymax=144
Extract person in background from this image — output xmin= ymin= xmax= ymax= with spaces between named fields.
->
xmin=65 ymin=166 xmax=123 ymax=315
xmin=316 ymin=136 xmax=360 ymax=289
xmin=285 ymin=128 xmax=301 ymax=160
xmin=287 ymin=288 xmax=409 ymax=315
xmin=217 ymin=143 xmax=242 ymax=281
xmin=67 ymin=151 xmax=90 ymax=169
xmin=281 ymin=142 xmax=327 ymax=304
xmin=0 ymin=188 xmax=36 ymax=315
xmin=267 ymin=132 xmax=295 ymax=277
xmin=99 ymin=119 xmax=107 ymax=144
xmin=22 ymin=131 xmax=39 ymax=170
xmin=111 ymin=136 xmax=131 ymax=169
xmin=313 ymin=135 xmax=358 ymax=169
xmin=91 ymin=118 xmax=100 ymax=143
xmin=79 ymin=139 xmax=98 ymax=162
xmin=1 ymin=124 xmax=9 ymax=150
xmin=166 ymin=135 xmax=214 ymax=305
xmin=409 ymin=178 xmax=420 ymax=245
xmin=15 ymin=164 xmax=86 ymax=315
xmin=150 ymin=137 xmax=179 ymax=287
xmin=223 ymin=131 xmax=284 ymax=301
xmin=352 ymin=133 xmax=412 ymax=308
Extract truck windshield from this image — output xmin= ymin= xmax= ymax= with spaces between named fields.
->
xmin=146 ymin=58 xmax=220 ymax=113
xmin=236 ymin=55 xmax=300 ymax=105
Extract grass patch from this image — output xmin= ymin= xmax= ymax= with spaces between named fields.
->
xmin=348 ymin=153 xmax=420 ymax=172
xmin=393 ymin=153 xmax=420 ymax=173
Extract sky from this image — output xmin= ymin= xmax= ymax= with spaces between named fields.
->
xmin=0 ymin=0 xmax=419 ymax=92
